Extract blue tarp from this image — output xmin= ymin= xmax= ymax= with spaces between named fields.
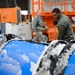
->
xmin=64 ymin=51 xmax=75 ymax=75
xmin=0 ymin=40 xmax=46 ymax=75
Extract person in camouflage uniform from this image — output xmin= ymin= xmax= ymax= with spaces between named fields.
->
xmin=52 ymin=8 xmax=74 ymax=42
xmin=32 ymin=11 xmax=49 ymax=42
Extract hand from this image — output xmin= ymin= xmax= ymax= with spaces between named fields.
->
xmin=45 ymin=27 xmax=49 ymax=31
xmin=53 ymin=20 xmax=58 ymax=26
xmin=42 ymin=27 xmax=49 ymax=32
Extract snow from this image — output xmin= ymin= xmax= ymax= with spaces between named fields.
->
xmin=53 ymin=43 xmax=75 ymax=75
xmin=32 ymin=40 xmax=66 ymax=75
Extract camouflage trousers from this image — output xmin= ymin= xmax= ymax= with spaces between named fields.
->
xmin=32 ymin=31 xmax=47 ymax=43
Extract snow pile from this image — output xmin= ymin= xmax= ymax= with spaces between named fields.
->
xmin=53 ymin=43 xmax=75 ymax=75
xmin=32 ymin=40 xmax=66 ymax=75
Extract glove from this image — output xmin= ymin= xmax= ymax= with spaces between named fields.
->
xmin=53 ymin=20 xmax=58 ymax=26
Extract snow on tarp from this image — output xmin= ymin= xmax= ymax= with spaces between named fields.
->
xmin=33 ymin=40 xmax=75 ymax=75
xmin=1 ymin=39 xmax=75 ymax=75
xmin=53 ymin=41 xmax=75 ymax=75
xmin=0 ymin=40 xmax=47 ymax=75
xmin=32 ymin=40 xmax=67 ymax=75
xmin=64 ymin=52 xmax=75 ymax=75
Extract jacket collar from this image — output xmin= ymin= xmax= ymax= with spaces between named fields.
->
xmin=58 ymin=14 xmax=63 ymax=22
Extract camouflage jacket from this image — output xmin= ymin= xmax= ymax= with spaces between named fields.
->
xmin=32 ymin=15 xmax=44 ymax=32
